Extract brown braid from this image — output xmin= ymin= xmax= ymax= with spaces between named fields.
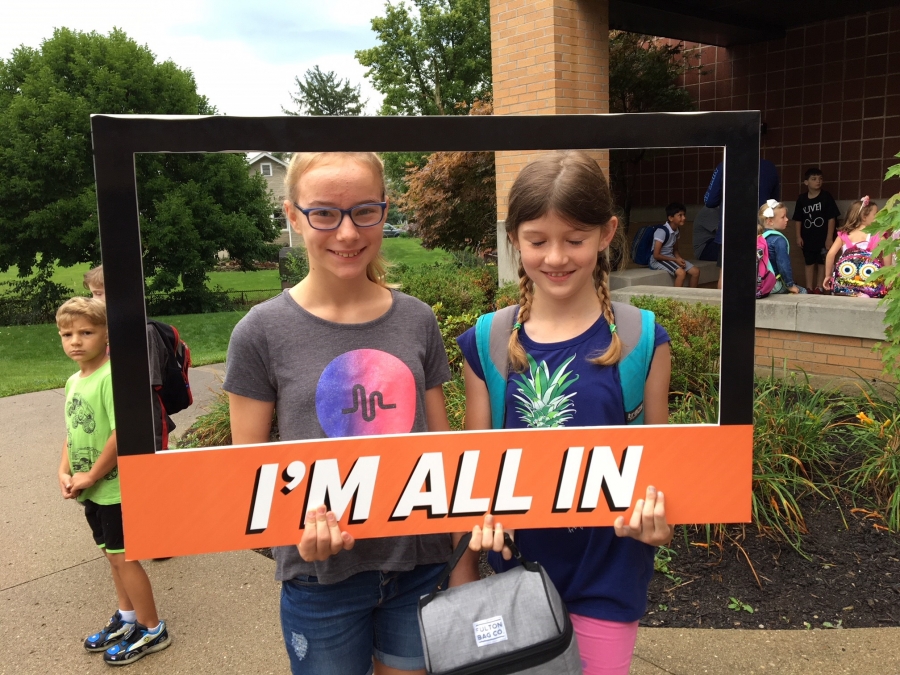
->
xmin=508 ymin=263 xmax=534 ymax=372
xmin=589 ymin=250 xmax=622 ymax=366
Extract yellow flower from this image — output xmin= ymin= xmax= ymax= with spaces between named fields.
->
xmin=856 ymin=412 xmax=875 ymax=425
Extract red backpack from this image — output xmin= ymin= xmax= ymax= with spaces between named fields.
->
xmin=148 ymin=320 xmax=193 ymax=415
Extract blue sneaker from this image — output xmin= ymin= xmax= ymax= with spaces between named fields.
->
xmin=84 ymin=611 xmax=134 ymax=653
xmin=103 ymin=620 xmax=171 ymax=666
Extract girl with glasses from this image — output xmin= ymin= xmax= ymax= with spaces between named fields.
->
xmin=223 ymin=152 xmax=467 ymax=675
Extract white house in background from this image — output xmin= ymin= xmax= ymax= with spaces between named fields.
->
xmin=247 ymin=152 xmax=292 ymax=246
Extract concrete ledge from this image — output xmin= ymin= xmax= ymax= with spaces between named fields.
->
xmin=611 ymin=285 xmax=722 ymax=306
xmin=609 ymin=260 xmax=718 ymax=290
xmin=610 ymin=286 xmax=888 ymax=340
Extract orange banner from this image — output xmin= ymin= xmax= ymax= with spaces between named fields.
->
xmin=120 ymin=424 xmax=752 ymax=560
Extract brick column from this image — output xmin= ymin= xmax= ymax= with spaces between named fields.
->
xmin=491 ymin=0 xmax=610 ymax=281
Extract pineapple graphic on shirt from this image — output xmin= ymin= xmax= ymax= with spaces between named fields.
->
xmin=512 ymin=354 xmax=579 ymax=428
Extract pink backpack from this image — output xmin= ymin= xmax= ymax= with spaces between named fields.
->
xmin=831 ymin=232 xmax=886 ymax=298
xmin=756 ymin=234 xmax=778 ymax=298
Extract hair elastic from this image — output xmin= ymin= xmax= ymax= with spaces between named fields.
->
xmin=609 ymin=323 xmax=617 ymax=335
xmin=513 ymin=322 xmax=522 ymax=331
xmin=861 ymin=195 xmax=870 ymax=207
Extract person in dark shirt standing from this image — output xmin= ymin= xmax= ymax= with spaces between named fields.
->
xmin=791 ymin=167 xmax=840 ymax=291
xmin=703 ymin=158 xmax=780 ymax=289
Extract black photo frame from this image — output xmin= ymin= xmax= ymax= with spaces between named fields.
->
xmin=91 ymin=111 xmax=759 ymax=457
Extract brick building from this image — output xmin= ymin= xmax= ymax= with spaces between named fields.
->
xmin=490 ymin=0 xmax=899 ymax=384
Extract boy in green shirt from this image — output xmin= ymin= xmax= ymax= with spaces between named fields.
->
xmin=57 ymin=297 xmax=171 ymax=665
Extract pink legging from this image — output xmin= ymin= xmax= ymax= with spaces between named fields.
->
xmin=570 ymin=613 xmax=639 ymax=675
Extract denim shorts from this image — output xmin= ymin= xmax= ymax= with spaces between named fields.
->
xmin=280 ymin=563 xmax=444 ymax=675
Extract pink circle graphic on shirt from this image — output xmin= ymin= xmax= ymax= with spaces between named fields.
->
xmin=316 ymin=349 xmax=416 ymax=437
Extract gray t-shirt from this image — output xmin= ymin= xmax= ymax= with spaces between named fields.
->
xmin=223 ymin=289 xmax=453 ymax=583
xmin=653 ymin=223 xmax=678 ymax=258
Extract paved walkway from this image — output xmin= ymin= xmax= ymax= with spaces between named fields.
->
xmin=1 ymin=364 xmax=898 ymax=674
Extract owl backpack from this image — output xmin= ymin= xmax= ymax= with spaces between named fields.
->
xmin=831 ymin=232 xmax=886 ymax=298
xmin=474 ymin=302 xmax=656 ymax=429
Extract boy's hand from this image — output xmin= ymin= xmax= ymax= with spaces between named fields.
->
xmin=797 ymin=236 xmax=804 ymax=247
xmin=469 ymin=513 xmax=514 ymax=560
xmin=297 ymin=505 xmax=355 ymax=562
xmin=614 ymin=486 xmax=672 ymax=547
xmin=68 ymin=472 xmax=96 ymax=493
xmin=789 ymin=285 xmax=801 ymax=294
xmin=675 ymin=256 xmax=686 ymax=268
xmin=58 ymin=472 xmax=76 ymax=499
xmin=823 ymin=277 xmax=833 ymax=290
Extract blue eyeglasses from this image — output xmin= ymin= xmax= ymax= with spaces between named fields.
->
xmin=292 ymin=202 xmax=388 ymax=231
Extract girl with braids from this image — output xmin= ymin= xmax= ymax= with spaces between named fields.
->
xmin=455 ymin=151 xmax=673 ymax=675
xmin=224 ymin=152 xmax=466 ymax=675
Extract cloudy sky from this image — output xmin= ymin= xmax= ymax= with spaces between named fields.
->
xmin=0 ymin=0 xmax=387 ymax=115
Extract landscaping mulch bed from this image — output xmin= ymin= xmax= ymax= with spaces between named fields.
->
xmin=644 ymin=498 xmax=900 ymax=630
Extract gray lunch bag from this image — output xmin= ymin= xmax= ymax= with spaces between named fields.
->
xmin=417 ymin=532 xmax=582 ymax=675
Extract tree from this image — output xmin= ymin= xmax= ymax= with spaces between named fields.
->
xmin=283 ymin=65 xmax=365 ymax=116
xmin=607 ymin=32 xmax=700 ymax=228
xmin=355 ymin=0 xmax=491 ymax=116
xmin=0 ymin=28 xmax=278 ymax=304
xmin=398 ymin=101 xmax=496 ymax=252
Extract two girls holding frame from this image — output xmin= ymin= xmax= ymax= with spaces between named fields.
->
xmin=225 ymin=150 xmax=672 ymax=675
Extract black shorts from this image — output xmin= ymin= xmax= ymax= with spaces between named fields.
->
xmin=802 ymin=240 xmax=826 ymax=265
xmin=83 ymin=500 xmax=125 ymax=554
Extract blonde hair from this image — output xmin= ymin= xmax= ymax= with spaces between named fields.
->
xmin=505 ymin=151 xmax=620 ymax=372
xmin=757 ymin=201 xmax=785 ymax=230
xmin=56 ymin=296 xmax=107 ymax=328
xmin=841 ymin=199 xmax=878 ymax=233
xmin=83 ymin=265 xmax=104 ymax=291
xmin=284 ymin=152 xmax=390 ymax=287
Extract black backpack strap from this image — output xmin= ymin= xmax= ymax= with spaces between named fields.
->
xmin=420 ymin=532 xmax=538 ymax=608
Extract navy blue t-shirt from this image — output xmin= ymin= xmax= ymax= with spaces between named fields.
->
xmin=457 ymin=314 xmax=669 ymax=622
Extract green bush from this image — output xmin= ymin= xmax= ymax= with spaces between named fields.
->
xmin=629 ymin=295 xmax=720 ymax=396
xmin=146 ymin=286 xmax=238 ymax=315
xmin=432 ymin=303 xmax=479 ymax=373
xmin=869 ymin=150 xmax=900 ymax=378
xmin=494 ymin=281 xmax=519 ymax=310
xmin=843 ymin=382 xmax=900 ymax=532
xmin=390 ymin=262 xmax=492 ymax=316
xmin=669 ymin=371 xmax=851 ymax=554
xmin=0 ymin=268 xmax=74 ymax=326
xmin=279 ymin=248 xmax=309 ymax=287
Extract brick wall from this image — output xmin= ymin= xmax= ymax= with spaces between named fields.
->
xmin=630 ymin=6 xmax=900 ymax=208
xmin=491 ymin=0 xmax=610 ymax=219
xmin=754 ymin=328 xmax=893 ymax=384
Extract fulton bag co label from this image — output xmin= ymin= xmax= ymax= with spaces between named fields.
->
xmin=473 ymin=616 xmax=508 ymax=646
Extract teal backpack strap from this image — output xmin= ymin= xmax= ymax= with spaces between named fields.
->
xmin=474 ymin=305 xmax=519 ymax=429
xmin=763 ymin=229 xmax=790 ymax=253
xmin=611 ymin=301 xmax=656 ymax=425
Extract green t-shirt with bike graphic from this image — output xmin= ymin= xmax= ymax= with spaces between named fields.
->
xmin=65 ymin=361 xmax=119 ymax=505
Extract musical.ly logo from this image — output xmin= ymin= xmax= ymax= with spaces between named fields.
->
xmin=342 ymin=384 xmax=397 ymax=421
xmin=316 ymin=349 xmax=416 ymax=437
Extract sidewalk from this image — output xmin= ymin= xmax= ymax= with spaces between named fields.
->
xmin=1 ymin=364 xmax=898 ymax=674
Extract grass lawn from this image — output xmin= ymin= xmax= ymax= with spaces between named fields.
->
xmin=0 ymin=311 xmax=247 ymax=398
xmin=0 ymin=262 xmax=92 ymax=294
xmin=381 ymin=237 xmax=451 ymax=266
